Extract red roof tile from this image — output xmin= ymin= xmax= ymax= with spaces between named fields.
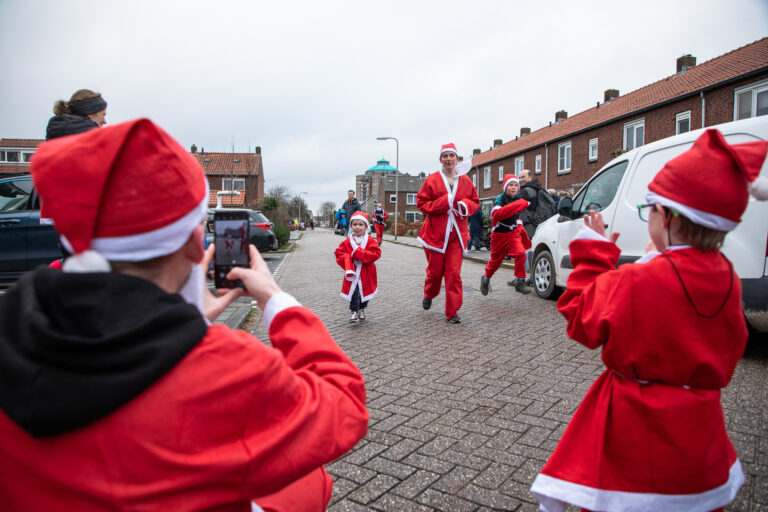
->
xmin=473 ymin=38 xmax=768 ymax=166
xmin=0 ymin=139 xmax=44 ymax=149
xmin=208 ymin=190 xmax=246 ymax=207
xmin=194 ymin=152 xmax=262 ymax=176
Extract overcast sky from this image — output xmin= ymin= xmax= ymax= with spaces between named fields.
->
xmin=1 ymin=0 xmax=767 ymax=213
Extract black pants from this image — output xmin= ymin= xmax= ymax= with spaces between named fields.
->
xmin=349 ymin=285 xmax=368 ymax=312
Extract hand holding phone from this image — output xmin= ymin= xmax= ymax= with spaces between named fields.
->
xmin=214 ymin=210 xmax=251 ymax=289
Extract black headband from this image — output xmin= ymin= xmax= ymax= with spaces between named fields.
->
xmin=69 ymin=96 xmax=107 ymax=116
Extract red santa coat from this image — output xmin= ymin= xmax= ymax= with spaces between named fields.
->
xmin=335 ymin=233 xmax=380 ymax=302
xmin=416 ymin=171 xmax=479 ymax=253
xmin=531 ymin=232 xmax=747 ymax=512
xmin=0 ymin=306 xmax=369 ymax=512
xmin=485 ymin=198 xmax=531 ymax=280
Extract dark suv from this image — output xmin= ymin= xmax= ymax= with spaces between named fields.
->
xmin=0 ymin=174 xmax=62 ymax=280
xmin=206 ymin=208 xmax=278 ymax=252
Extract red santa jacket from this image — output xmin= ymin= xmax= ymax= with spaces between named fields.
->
xmin=0 ymin=303 xmax=369 ymax=511
xmin=416 ymin=171 xmax=479 ymax=253
xmin=531 ymin=231 xmax=747 ymax=512
xmin=373 ymin=208 xmax=388 ymax=225
xmin=334 ymin=233 xmax=380 ymax=301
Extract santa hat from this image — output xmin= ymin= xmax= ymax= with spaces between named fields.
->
xmin=645 ymin=129 xmax=768 ymax=231
xmin=502 ymin=174 xmax=520 ymax=192
xmin=349 ymin=211 xmax=370 ymax=228
xmin=440 ymin=143 xmax=458 ymax=155
xmin=31 ymin=118 xmax=208 ymax=272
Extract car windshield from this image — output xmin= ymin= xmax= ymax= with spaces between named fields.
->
xmin=572 ymin=160 xmax=629 ymax=216
xmin=0 ymin=179 xmax=33 ymax=212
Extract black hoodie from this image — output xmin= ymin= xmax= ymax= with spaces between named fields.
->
xmin=45 ymin=114 xmax=99 ymax=140
xmin=0 ymin=268 xmax=206 ymax=438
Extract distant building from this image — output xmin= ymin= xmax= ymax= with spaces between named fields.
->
xmin=0 ymin=139 xmax=43 ymax=175
xmin=355 ymin=157 xmax=427 ymax=224
xmin=470 ymin=37 xmax=768 ymax=215
xmin=190 ymin=144 xmax=265 ymax=209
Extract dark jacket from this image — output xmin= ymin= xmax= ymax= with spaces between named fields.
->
xmin=342 ymin=198 xmax=361 ymax=218
xmin=520 ymin=178 xmax=555 ymax=237
xmin=45 ymin=115 xmax=99 ymax=141
xmin=468 ymin=209 xmax=484 ymax=234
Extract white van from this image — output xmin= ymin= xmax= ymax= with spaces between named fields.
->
xmin=529 ymin=116 xmax=768 ymax=332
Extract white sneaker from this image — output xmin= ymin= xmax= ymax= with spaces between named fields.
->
xmin=349 ymin=312 xmax=359 ymax=322
xmin=358 ymin=310 xmax=366 ymax=320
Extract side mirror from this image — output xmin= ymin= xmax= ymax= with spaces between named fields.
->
xmin=557 ymin=197 xmax=573 ymax=220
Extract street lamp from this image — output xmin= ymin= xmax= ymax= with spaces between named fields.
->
xmin=298 ymin=191 xmax=307 ymax=227
xmin=376 ymin=136 xmax=399 ymax=240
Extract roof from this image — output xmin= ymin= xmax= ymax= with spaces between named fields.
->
xmin=473 ymin=37 xmax=768 ymax=167
xmin=0 ymin=139 xmax=44 ymax=149
xmin=208 ymin=190 xmax=246 ymax=207
xmin=194 ymin=152 xmax=262 ymax=176
xmin=366 ymin=158 xmax=397 ymax=173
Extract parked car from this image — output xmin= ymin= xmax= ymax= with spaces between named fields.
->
xmin=206 ymin=208 xmax=278 ymax=252
xmin=0 ymin=174 xmax=62 ymax=281
xmin=529 ymin=116 xmax=768 ymax=332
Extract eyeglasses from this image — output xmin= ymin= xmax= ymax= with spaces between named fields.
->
xmin=637 ymin=203 xmax=678 ymax=222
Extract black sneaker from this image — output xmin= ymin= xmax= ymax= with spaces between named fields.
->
xmin=506 ymin=280 xmax=516 ymax=287
xmin=447 ymin=315 xmax=462 ymax=324
xmin=514 ymin=280 xmax=532 ymax=295
xmin=480 ymin=275 xmax=490 ymax=296
xmin=422 ymin=298 xmax=432 ymax=310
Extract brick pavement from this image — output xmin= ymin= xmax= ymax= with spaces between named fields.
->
xmin=247 ymin=229 xmax=768 ymax=511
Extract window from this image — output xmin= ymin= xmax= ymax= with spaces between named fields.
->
xmin=22 ymin=152 xmax=34 ymax=162
xmin=5 ymin=151 xmax=20 ymax=163
xmin=676 ymin=111 xmax=691 ymax=134
xmin=514 ymin=156 xmax=524 ymax=175
xmin=535 ymin=154 xmax=542 ymax=174
xmin=498 ymin=165 xmax=504 ymax=182
xmin=623 ymin=119 xmax=645 ymax=150
xmin=734 ymin=80 xmax=768 ymax=120
xmin=588 ymin=138 xmax=598 ymax=162
xmin=557 ymin=142 xmax=571 ymax=174
xmin=389 ymin=194 xmax=396 ymax=203
xmin=405 ymin=211 xmax=420 ymax=222
xmin=471 ymin=173 xmax=477 ymax=187
xmin=0 ymin=151 xmax=5 ymax=161
xmin=406 ymin=193 xmax=416 ymax=205
xmin=571 ymin=161 xmax=629 ymax=216
xmin=222 ymin=178 xmax=245 ymax=191
xmin=0 ymin=178 xmax=34 ymax=212
xmin=483 ymin=166 xmax=491 ymax=189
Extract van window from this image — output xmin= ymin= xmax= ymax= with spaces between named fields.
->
xmin=0 ymin=179 xmax=34 ymax=212
xmin=572 ymin=160 xmax=629 ymax=216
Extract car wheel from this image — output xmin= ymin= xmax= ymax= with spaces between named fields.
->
xmin=533 ymin=250 xmax=561 ymax=300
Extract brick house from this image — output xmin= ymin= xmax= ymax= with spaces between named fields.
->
xmin=469 ymin=38 xmax=768 ymax=215
xmin=191 ymin=145 xmax=265 ymax=209
xmin=0 ymin=139 xmax=44 ymax=175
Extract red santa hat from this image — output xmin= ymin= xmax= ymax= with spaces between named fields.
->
xmin=645 ymin=129 xmax=768 ymax=231
xmin=502 ymin=174 xmax=520 ymax=193
xmin=440 ymin=143 xmax=458 ymax=155
xmin=31 ymin=118 xmax=209 ymax=271
xmin=349 ymin=211 xmax=370 ymax=228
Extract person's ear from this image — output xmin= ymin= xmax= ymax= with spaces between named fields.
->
xmin=183 ymin=225 xmax=205 ymax=263
xmin=656 ymin=204 xmax=672 ymax=228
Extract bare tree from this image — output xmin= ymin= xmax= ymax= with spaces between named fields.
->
xmin=319 ymin=201 xmax=336 ymax=225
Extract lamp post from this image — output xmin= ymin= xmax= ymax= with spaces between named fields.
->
xmin=298 ymin=191 xmax=307 ymax=227
xmin=376 ymin=136 xmax=399 ymax=240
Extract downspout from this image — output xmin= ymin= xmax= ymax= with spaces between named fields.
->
xmin=544 ymin=143 xmax=548 ymax=189
xmin=700 ymin=90 xmax=706 ymax=128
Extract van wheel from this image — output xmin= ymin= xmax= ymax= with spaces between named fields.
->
xmin=533 ymin=250 xmax=561 ymax=300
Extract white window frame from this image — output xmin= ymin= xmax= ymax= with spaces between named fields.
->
xmin=623 ymin=119 xmax=645 ymax=151
xmin=514 ymin=156 xmax=524 ymax=176
xmin=535 ymin=154 xmax=542 ymax=174
xmin=22 ymin=152 xmax=34 ymax=163
xmin=406 ymin=193 xmax=416 ymax=205
xmin=389 ymin=194 xmax=396 ymax=203
xmin=588 ymin=138 xmax=598 ymax=162
xmin=3 ymin=151 xmax=21 ymax=163
xmin=471 ymin=173 xmax=477 ymax=187
xmin=734 ymin=79 xmax=768 ymax=120
xmin=405 ymin=211 xmax=420 ymax=223
xmin=498 ymin=165 xmax=504 ymax=182
xmin=675 ymin=111 xmax=691 ymax=134
xmin=222 ymin=177 xmax=246 ymax=191
xmin=483 ymin=166 xmax=491 ymax=189
xmin=557 ymin=141 xmax=572 ymax=174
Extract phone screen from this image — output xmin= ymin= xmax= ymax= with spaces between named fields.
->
xmin=214 ymin=212 xmax=250 ymax=288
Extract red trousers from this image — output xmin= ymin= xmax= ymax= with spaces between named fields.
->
xmin=374 ymin=223 xmax=385 ymax=244
xmin=256 ymin=466 xmax=333 ymax=512
xmin=485 ymin=230 xmax=526 ymax=280
xmin=424 ymin=230 xmax=464 ymax=319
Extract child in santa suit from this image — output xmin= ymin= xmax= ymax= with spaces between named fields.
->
xmin=480 ymin=175 xmax=532 ymax=296
xmin=417 ymin=143 xmax=480 ymax=323
xmin=373 ymin=202 xmax=388 ymax=245
xmin=530 ymin=129 xmax=768 ymax=512
xmin=334 ymin=212 xmax=381 ymax=322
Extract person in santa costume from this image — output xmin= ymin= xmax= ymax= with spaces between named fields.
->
xmin=480 ymin=174 xmax=532 ymax=296
xmin=335 ymin=211 xmax=381 ymax=322
xmin=416 ymin=143 xmax=480 ymax=323
xmin=0 ymin=119 xmax=369 ymax=512
xmin=373 ymin=202 xmax=388 ymax=245
xmin=530 ymin=128 xmax=768 ymax=512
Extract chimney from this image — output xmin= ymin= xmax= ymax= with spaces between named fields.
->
xmin=200 ymin=146 xmax=205 ymax=157
xmin=604 ymin=89 xmax=619 ymax=102
xmin=493 ymin=138 xmax=503 ymax=148
xmin=254 ymin=146 xmax=261 ymax=155
xmin=555 ymin=110 xmax=568 ymax=123
xmin=520 ymin=127 xmax=531 ymax=137
xmin=472 ymin=148 xmax=481 ymax=156
xmin=677 ymin=54 xmax=696 ymax=73
xmin=190 ymin=144 xmax=197 ymax=154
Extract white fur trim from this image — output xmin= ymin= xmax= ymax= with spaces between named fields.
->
xmin=457 ymin=201 xmax=468 ymax=217
xmin=349 ymin=212 xmax=370 ymax=228
xmin=262 ymin=292 xmax=301 ymax=329
xmin=531 ymin=459 xmax=744 ymax=512
xmin=644 ymin=191 xmax=738 ymax=232
xmin=62 ymin=249 xmax=112 ymax=273
xmin=455 ymin=157 xmax=473 ymax=176
xmin=503 ymin=177 xmax=519 ymax=192
xmin=749 ymin=174 xmax=768 ymax=200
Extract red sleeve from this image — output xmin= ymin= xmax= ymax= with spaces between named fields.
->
xmin=383 ymin=210 xmax=388 ymax=219
xmin=490 ymin=199 xmax=528 ymax=225
xmin=456 ymin=176 xmax=480 ymax=217
xmin=334 ymin=242 xmax=352 ymax=271
xmin=416 ymin=178 xmax=450 ymax=215
xmin=556 ymin=239 xmax=625 ymax=349
xmin=351 ymin=239 xmax=381 ymax=263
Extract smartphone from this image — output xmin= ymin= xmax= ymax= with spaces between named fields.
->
xmin=213 ymin=210 xmax=251 ymax=289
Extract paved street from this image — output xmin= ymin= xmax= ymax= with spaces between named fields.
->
xmin=248 ymin=229 xmax=767 ymax=510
